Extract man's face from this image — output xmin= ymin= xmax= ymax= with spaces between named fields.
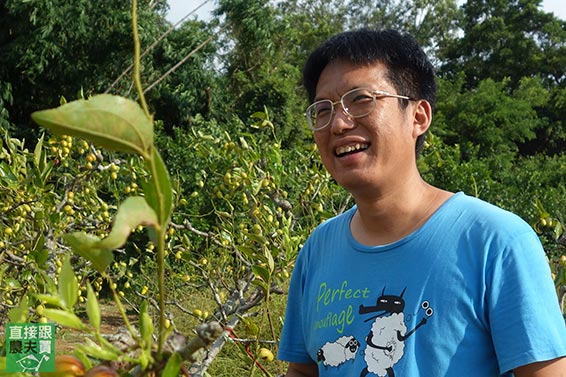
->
xmin=312 ymin=60 xmax=428 ymax=197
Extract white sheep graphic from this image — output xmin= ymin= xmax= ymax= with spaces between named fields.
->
xmin=317 ymin=335 xmax=360 ymax=367
xmin=359 ymin=288 xmax=433 ymax=377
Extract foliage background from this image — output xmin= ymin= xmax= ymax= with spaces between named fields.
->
xmin=1 ymin=0 xmax=565 ymax=375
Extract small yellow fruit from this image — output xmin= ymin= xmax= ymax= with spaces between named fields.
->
xmin=141 ymin=286 xmax=149 ymax=295
xmin=181 ymin=274 xmax=191 ymax=282
xmin=193 ymin=309 xmax=203 ymax=318
xmin=258 ymin=347 xmax=274 ymax=362
xmin=4 ymin=227 xmax=13 ymax=236
xmin=541 ymin=218 xmax=547 ymax=226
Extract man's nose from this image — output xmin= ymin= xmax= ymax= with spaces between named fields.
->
xmin=330 ymin=106 xmax=355 ymax=133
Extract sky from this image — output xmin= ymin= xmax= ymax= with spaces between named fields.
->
xmin=167 ymin=0 xmax=566 ymax=24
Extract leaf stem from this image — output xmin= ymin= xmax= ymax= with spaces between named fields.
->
xmin=146 ymin=151 xmax=169 ymax=356
xmin=132 ymin=0 xmax=150 ymax=118
xmin=156 ymin=224 xmax=167 ymax=356
xmin=105 ymin=273 xmax=140 ymax=343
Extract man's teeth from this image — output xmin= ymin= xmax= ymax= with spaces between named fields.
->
xmin=336 ymin=143 xmax=368 ymax=156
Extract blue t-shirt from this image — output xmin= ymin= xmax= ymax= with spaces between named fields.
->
xmin=278 ymin=193 xmax=566 ymax=376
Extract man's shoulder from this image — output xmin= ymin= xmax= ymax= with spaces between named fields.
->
xmin=447 ymin=192 xmax=534 ymax=236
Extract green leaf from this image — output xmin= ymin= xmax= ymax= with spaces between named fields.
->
xmin=76 ymin=338 xmax=119 ymax=361
xmin=143 ymin=148 xmax=173 ymax=225
xmin=252 ymin=265 xmax=271 ymax=283
xmin=554 ymin=221 xmax=563 ymax=241
xmin=238 ymin=315 xmax=259 ymax=337
xmin=8 ymin=295 xmax=28 ymax=323
xmin=64 ymin=232 xmax=114 ymax=273
xmin=251 ymin=279 xmax=269 ymax=296
xmin=31 ymin=94 xmax=153 ymax=157
xmin=59 ymin=254 xmax=78 ymax=309
xmin=33 ymin=133 xmax=45 ymax=169
xmin=265 ymin=249 xmax=275 ymax=273
xmin=140 ymin=301 xmax=153 ymax=348
xmin=162 ymin=352 xmax=183 ymax=376
xmin=86 ymin=281 xmax=101 ymax=332
xmin=64 ymin=197 xmax=158 ymax=272
xmin=43 ymin=308 xmax=87 ymax=330
xmin=33 ymin=293 xmax=65 ymax=309
xmin=98 ymin=196 xmax=159 ymax=250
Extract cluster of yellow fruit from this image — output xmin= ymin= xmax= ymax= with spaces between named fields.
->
xmin=48 ymin=135 xmax=74 ymax=158
xmin=540 ymin=217 xmax=558 ymax=228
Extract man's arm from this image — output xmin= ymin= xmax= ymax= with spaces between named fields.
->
xmin=513 ymin=357 xmax=566 ymax=376
xmin=285 ymin=362 xmax=319 ymax=377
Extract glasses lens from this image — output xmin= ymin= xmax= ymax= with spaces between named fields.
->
xmin=307 ymin=100 xmax=333 ymax=130
xmin=342 ymin=88 xmax=376 ymax=118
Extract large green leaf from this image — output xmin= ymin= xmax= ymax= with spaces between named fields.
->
xmin=64 ymin=196 xmax=158 ymax=272
xmin=31 ymin=94 xmax=153 ymax=157
xmin=162 ymin=352 xmax=183 ymax=376
xmin=142 ymin=148 xmax=173 ymax=224
xmin=43 ymin=308 xmax=87 ymax=330
xmin=76 ymin=338 xmax=119 ymax=361
xmin=86 ymin=281 xmax=101 ymax=332
xmin=99 ymin=196 xmax=159 ymax=249
xmin=139 ymin=301 xmax=154 ymax=349
xmin=59 ymin=254 xmax=78 ymax=309
xmin=7 ymin=295 xmax=28 ymax=323
xmin=64 ymin=232 xmax=114 ymax=273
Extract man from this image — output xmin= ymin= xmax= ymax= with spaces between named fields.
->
xmin=278 ymin=29 xmax=566 ymax=376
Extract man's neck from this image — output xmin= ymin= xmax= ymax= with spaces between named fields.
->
xmin=350 ymin=180 xmax=452 ymax=246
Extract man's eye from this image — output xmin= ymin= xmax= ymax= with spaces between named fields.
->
xmin=351 ymin=94 xmax=373 ymax=103
xmin=315 ymin=104 xmax=332 ymax=116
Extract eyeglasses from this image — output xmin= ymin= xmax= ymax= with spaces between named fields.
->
xmin=305 ymin=87 xmax=414 ymax=131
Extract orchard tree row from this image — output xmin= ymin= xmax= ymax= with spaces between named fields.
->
xmin=0 ymin=0 xmax=565 ymax=375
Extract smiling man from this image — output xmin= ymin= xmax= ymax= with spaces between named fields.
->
xmin=277 ymin=29 xmax=566 ymax=377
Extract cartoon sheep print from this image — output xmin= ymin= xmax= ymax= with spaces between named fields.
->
xmin=317 ymin=336 xmax=360 ymax=367
xmin=316 ymin=287 xmax=433 ymax=377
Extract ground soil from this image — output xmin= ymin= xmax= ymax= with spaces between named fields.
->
xmin=56 ymin=301 xmax=138 ymax=353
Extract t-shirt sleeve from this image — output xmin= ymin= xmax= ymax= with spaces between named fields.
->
xmin=277 ymin=245 xmax=315 ymax=364
xmin=486 ymin=229 xmax=566 ymax=373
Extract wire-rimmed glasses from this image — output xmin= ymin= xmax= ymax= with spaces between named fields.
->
xmin=305 ymin=87 xmax=414 ymax=131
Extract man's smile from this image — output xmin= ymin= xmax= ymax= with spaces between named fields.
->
xmin=335 ymin=143 xmax=369 ymax=157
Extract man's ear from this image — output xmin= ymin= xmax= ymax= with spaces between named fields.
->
xmin=412 ymin=100 xmax=432 ymax=138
